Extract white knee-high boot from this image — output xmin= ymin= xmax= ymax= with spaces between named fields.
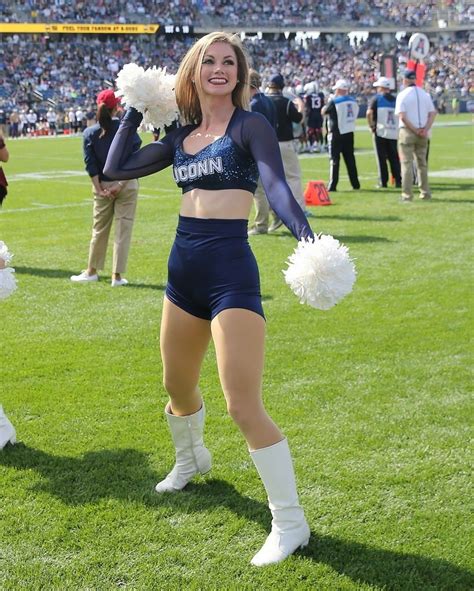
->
xmin=250 ymin=438 xmax=310 ymax=566
xmin=155 ymin=403 xmax=211 ymax=493
xmin=0 ymin=405 xmax=16 ymax=450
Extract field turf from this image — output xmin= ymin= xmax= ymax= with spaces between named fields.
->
xmin=0 ymin=115 xmax=472 ymax=590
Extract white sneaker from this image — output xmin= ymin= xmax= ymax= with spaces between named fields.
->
xmin=70 ymin=271 xmax=99 ymax=283
xmin=0 ymin=406 xmax=16 ymax=449
xmin=111 ymin=278 xmax=128 ymax=287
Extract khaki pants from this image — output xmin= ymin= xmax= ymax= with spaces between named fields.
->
xmin=279 ymin=140 xmax=305 ymax=210
xmin=88 ymin=179 xmax=139 ymax=274
xmin=251 ymin=140 xmax=305 ymax=231
xmin=398 ymin=127 xmax=430 ymax=198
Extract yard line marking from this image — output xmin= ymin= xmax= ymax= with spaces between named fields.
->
xmin=429 ymin=168 xmax=473 ymax=179
xmin=9 ymin=170 xmax=85 ymax=181
xmin=300 ymin=149 xmax=373 ymax=159
xmin=0 ymin=192 xmax=176 ymax=214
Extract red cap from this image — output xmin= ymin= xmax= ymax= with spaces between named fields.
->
xmin=96 ymin=89 xmax=120 ymax=109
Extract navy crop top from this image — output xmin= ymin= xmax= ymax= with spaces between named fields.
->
xmin=104 ymin=107 xmax=314 ymax=241
xmin=173 ymin=108 xmax=258 ymax=194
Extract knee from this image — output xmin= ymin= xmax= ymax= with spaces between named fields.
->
xmin=226 ymin=396 xmax=263 ymax=429
xmin=162 ymin=375 xmax=191 ymax=399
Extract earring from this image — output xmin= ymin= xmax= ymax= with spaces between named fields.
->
xmin=192 ymin=80 xmax=195 ymax=84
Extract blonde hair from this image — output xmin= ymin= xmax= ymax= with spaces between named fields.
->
xmin=175 ymin=32 xmax=250 ymax=125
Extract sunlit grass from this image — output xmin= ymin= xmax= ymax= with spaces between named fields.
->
xmin=0 ymin=115 xmax=472 ymax=590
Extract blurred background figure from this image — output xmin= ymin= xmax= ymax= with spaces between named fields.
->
xmin=265 ymin=73 xmax=309 ymax=232
xmin=47 ymin=107 xmax=58 ymax=136
xmin=70 ymin=89 xmax=141 ymax=287
xmin=248 ymin=68 xmax=278 ymax=235
xmin=366 ymin=76 xmax=401 ymax=189
xmin=322 ymin=79 xmax=360 ymax=192
xmin=395 ymin=69 xmax=437 ymax=202
xmin=0 ymin=132 xmax=9 ymax=205
xmin=0 ymin=108 xmax=7 ymax=138
xmin=8 ymin=110 xmax=19 ymax=139
xmin=304 ymin=81 xmax=325 ymax=153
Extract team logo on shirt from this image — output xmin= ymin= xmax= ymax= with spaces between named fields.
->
xmin=173 ymin=157 xmax=223 ymax=183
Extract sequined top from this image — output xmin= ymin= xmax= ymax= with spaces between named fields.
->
xmin=104 ymin=107 xmax=314 ymax=241
xmin=172 ymin=110 xmax=258 ymax=194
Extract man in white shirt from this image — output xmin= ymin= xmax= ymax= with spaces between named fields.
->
xmin=46 ymin=108 xmax=57 ymax=135
xmin=395 ymin=69 xmax=437 ymax=201
xmin=26 ymin=109 xmax=38 ymax=134
xmin=75 ymin=107 xmax=85 ymax=133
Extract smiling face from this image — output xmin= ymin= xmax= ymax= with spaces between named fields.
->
xmin=199 ymin=42 xmax=239 ymax=98
xmin=175 ymin=32 xmax=250 ymax=124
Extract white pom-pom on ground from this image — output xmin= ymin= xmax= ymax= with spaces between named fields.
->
xmin=283 ymin=235 xmax=356 ymax=310
xmin=115 ymin=63 xmax=178 ymax=130
xmin=0 ymin=267 xmax=17 ymax=300
xmin=0 ymin=240 xmax=13 ymax=266
xmin=0 ymin=241 xmax=17 ymax=300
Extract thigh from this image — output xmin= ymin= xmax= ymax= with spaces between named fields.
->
xmin=328 ymin=134 xmax=341 ymax=161
xmin=160 ymin=296 xmax=211 ymax=393
xmin=398 ymin=129 xmax=415 ymax=162
xmin=280 ymin=142 xmax=301 ymax=178
xmin=341 ymin=133 xmax=354 ymax=157
xmin=92 ymin=195 xmax=114 ymax=229
xmin=414 ymin=137 xmax=428 ymax=166
xmin=211 ymin=308 xmax=265 ymax=403
xmin=114 ymin=181 xmax=138 ymax=219
xmin=377 ymin=136 xmax=388 ymax=159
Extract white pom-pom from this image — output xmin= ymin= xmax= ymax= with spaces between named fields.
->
xmin=0 ymin=241 xmax=17 ymax=300
xmin=283 ymin=235 xmax=356 ymax=310
xmin=0 ymin=240 xmax=13 ymax=266
xmin=115 ymin=63 xmax=178 ymax=130
xmin=0 ymin=267 xmax=17 ymax=300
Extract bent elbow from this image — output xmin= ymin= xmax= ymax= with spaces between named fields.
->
xmin=103 ymin=160 xmax=119 ymax=179
xmin=103 ymin=163 xmax=113 ymax=178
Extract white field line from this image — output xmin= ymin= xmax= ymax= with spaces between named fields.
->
xmin=2 ymin=158 xmax=471 ymax=215
xmin=429 ymin=168 xmax=473 ymax=179
xmin=7 ymin=119 xmax=469 ymax=141
xmin=0 ymin=191 xmax=175 ymax=214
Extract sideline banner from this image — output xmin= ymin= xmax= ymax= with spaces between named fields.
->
xmin=0 ymin=23 xmax=159 ymax=34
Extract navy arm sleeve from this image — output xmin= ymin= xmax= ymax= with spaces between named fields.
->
xmin=104 ymin=108 xmax=175 ymax=180
xmin=83 ymin=132 xmax=100 ymax=178
xmin=242 ymin=113 xmax=314 ymax=241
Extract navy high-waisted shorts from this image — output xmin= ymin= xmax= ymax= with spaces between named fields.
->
xmin=166 ymin=215 xmax=264 ymax=321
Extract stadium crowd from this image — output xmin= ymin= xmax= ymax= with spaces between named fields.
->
xmin=1 ymin=0 xmax=473 ymax=27
xmin=0 ymin=30 xmax=472 ymax=130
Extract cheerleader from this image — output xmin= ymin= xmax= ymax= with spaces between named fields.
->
xmin=105 ymin=32 xmax=314 ymax=566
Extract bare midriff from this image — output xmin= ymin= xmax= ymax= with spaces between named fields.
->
xmin=180 ymin=188 xmax=254 ymax=219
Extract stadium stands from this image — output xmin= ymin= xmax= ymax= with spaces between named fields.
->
xmin=0 ymin=1 xmax=472 ymax=27
xmin=0 ymin=1 xmax=472 ymax=130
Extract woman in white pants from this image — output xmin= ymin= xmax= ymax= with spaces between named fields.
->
xmin=0 ymin=239 xmax=17 ymax=449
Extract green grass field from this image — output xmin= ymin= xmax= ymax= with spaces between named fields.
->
xmin=0 ymin=115 xmax=473 ymax=590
